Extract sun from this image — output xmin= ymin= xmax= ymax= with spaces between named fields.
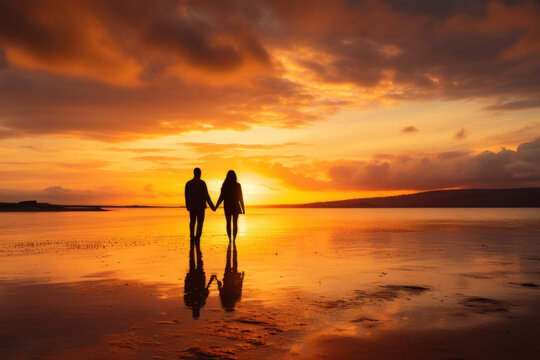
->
xmin=206 ymin=173 xmax=280 ymax=205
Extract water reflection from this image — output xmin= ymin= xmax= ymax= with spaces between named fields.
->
xmin=217 ymin=240 xmax=245 ymax=312
xmin=183 ymin=239 xmax=214 ymax=319
xmin=1 ymin=209 xmax=540 ymax=359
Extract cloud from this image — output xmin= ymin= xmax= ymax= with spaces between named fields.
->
xmin=53 ymin=161 xmax=109 ymax=169
xmin=0 ymin=0 xmax=271 ymax=84
xmin=484 ymin=98 xmax=540 ymax=111
xmin=270 ymin=0 xmax=540 ymax=106
xmin=401 ymin=126 xmax=418 ymax=133
xmin=455 ymin=128 xmax=467 ymax=140
xmin=3 ymin=138 xmax=538 ymax=204
xmin=0 ymin=160 xmax=109 ymax=169
xmin=484 ymin=124 xmax=540 ymax=146
xmin=180 ymin=142 xmax=301 ymax=153
xmin=437 ymin=151 xmax=470 ymax=159
xmin=257 ymin=137 xmax=540 ymax=191
xmin=105 ymin=147 xmax=173 ymax=153
xmin=134 ymin=156 xmax=185 ymax=164
xmin=0 ymin=0 xmax=539 ymax=140
xmin=0 ymin=70 xmax=325 ymax=141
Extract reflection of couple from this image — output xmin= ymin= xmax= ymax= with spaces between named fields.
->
xmin=184 ymin=168 xmax=245 ymax=242
xmin=183 ymin=240 xmax=244 ymax=318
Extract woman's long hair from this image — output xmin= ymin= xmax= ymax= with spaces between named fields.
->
xmin=221 ymin=170 xmax=238 ymax=191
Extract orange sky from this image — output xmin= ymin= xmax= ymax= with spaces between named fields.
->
xmin=0 ymin=0 xmax=539 ymax=205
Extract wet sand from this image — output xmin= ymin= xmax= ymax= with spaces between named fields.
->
xmin=1 ymin=208 xmax=539 ymax=359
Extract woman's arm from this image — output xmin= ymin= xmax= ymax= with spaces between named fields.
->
xmin=238 ymin=184 xmax=245 ymax=214
xmin=215 ymin=189 xmax=224 ymax=209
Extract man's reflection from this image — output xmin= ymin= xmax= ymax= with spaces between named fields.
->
xmin=184 ymin=240 xmax=214 ymax=319
xmin=216 ymin=240 xmax=245 ymax=312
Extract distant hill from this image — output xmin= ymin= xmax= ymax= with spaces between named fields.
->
xmin=268 ymin=188 xmax=540 ymax=208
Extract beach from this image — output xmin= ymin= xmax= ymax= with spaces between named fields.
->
xmin=1 ymin=208 xmax=540 ymax=359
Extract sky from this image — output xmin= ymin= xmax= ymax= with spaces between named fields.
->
xmin=0 ymin=0 xmax=539 ymax=205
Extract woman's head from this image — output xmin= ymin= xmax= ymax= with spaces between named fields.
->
xmin=222 ymin=170 xmax=238 ymax=191
xmin=225 ymin=170 xmax=237 ymax=182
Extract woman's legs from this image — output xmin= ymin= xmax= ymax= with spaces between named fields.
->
xmin=232 ymin=213 xmax=239 ymax=241
xmin=225 ymin=212 xmax=232 ymax=242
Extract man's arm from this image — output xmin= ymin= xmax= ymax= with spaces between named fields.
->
xmin=203 ymin=182 xmax=215 ymax=211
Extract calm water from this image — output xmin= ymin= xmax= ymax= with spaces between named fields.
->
xmin=1 ymin=208 xmax=540 ymax=359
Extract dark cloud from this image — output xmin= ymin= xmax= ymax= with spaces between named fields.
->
xmin=0 ymin=0 xmax=539 ymax=140
xmin=264 ymin=138 xmax=540 ymax=191
xmin=380 ymin=0 xmax=491 ymax=18
xmin=0 ymin=69 xmax=322 ymax=140
xmin=264 ymin=0 xmax=540 ymax=107
xmin=0 ymin=48 xmax=7 ymax=69
xmin=0 ymin=0 xmax=270 ymax=79
xmin=401 ymin=126 xmax=418 ymax=133
xmin=484 ymin=98 xmax=540 ymax=111
xmin=455 ymin=128 xmax=467 ymax=140
xmin=437 ymin=151 xmax=470 ymax=159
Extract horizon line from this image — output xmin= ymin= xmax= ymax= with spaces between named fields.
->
xmin=3 ymin=187 xmax=539 ymax=208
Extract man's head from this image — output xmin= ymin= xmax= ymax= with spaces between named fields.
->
xmin=193 ymin=168 xmax=201 ymax=178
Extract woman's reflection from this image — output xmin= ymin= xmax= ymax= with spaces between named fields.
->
xmin=183 ymin=240 xmax=214 ymax=319
xmin=216 ymin=240 xmax=245 ymax=312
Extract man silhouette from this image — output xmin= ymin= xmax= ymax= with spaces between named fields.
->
xmin=185 ymin=168 xmax=215 ymax=242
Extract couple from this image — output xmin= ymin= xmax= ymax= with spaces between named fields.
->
xmin=185 ymin=168 xmax=245 ymax=242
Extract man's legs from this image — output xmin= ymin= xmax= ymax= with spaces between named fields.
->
xmin=195 ymin=209 xmax=205 ymax=240
xmin=189 ymin=211 xmax=197 ymax=241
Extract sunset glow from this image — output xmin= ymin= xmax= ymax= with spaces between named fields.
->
xmin=2 ymin=3 xmax=540 ymax=359
xmin=1 ymin=0 xmax=539 ymax=205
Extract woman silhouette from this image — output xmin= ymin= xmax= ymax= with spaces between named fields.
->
xmin=215 ymin=170 xmax=245 ymax=242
